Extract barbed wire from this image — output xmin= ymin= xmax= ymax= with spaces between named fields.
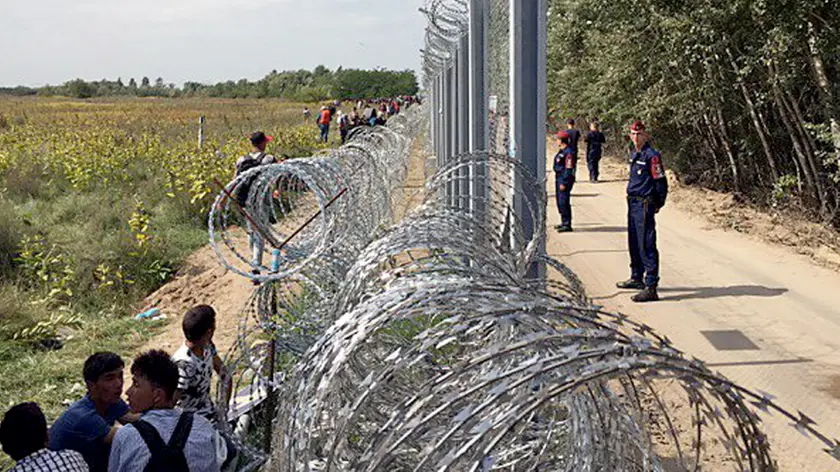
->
xmin=202 ymin=1 xmax=840 ymax=467
xmin=215 ymin=117 xmax=839 ymax=470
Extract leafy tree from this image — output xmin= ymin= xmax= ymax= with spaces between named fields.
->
xmin=546 ymin=0 xmax=840 ymax=226
xmin=65 ymin=79 xmax=96 ymax=99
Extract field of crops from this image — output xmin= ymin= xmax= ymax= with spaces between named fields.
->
xmin=0 ymin=97 xmax=328 ymax=427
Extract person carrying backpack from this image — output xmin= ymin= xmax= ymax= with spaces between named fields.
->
xmin=108 ymin=350 xmax=226 ymax=472
xmin=337 ymin=112 xmax=350 ymax=144
xmin=234 ymin=132 xmax=277 ymax=275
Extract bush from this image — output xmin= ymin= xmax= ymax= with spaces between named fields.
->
xmin=0 ymin=198 xmax=23 ymax=278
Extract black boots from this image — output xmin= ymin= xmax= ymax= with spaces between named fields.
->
xmin=631 ymin=286 xmax=660 ymax=303
xmin=554 ymin=225 xmax=573 ymax=233
xmin=616 ymin=279 xmax=659 ymax=302
xmin=616 ymin=279 xmax=644 ymax=290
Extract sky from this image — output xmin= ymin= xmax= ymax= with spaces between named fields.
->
xmin=0 ymin=0 xmax=426 ymax=87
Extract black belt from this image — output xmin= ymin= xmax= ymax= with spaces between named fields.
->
xmin=627 ymin=195 xmax=653 ymax=202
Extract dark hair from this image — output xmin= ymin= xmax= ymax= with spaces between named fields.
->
xmin=249 ymin=131 xmax=268 ymax=147
xmin=566 ymin=118 xmax=576 ymax=125
xmin=83 ymin=352 xmax=125 ymax=384
xmin=0 ymin=403 xmax=47 ymax=460
xmin=131 ymin=350 xmax=179 ymax=400
xmin=182 ymin=305 xmax=216 ymax=342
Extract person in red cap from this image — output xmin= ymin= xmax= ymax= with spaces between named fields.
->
xmin=234 ymin=131 xmax=277 ymax=283
xmin=616 ymin=120 xmax=668 ymax=302
xmin=553 ymin=129 xmax=577 ymax=232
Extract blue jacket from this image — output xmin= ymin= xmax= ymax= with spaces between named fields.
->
xmin=585 ymin=131 xmax=606 ymax=157
xmin=553 ymin=147 xmax=577 ymax=186
xmin=566 ymin=129 xmax=581 ymax=154
xmin=627 ymin=143 xmax=668 ymax=207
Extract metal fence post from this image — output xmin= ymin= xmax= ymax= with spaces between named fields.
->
xmin=510 ymin=0 xmax=547 ymax=280
xmin=469 ymin=0 xmax=489 ymax=220
xmin=457 ymin=33 xmax=470 ymax=212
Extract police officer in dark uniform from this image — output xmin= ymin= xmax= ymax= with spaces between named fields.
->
xmin=565 ymin=118 xmax=581 ymax=159
xmin=584 ymin=121 xmax=606 ymax=182
xmin=616 ymin=121 xmax=668 ymax=302
xmin=553 ymin=130 xmax=577 ymax=232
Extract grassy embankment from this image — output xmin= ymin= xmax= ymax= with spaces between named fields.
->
xmin=0 ymin=97 xmax=334 ymax=432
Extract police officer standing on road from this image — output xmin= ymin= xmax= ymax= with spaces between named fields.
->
xmin=553 ymin=130 xmax=577 ymax=233
xmin=565 ymin=118 xmax=581 ymax=160
xmin=616 ymin=121 xmax=668 ymax=302
xmin=584 ymin=121 xmax=606 ymax=182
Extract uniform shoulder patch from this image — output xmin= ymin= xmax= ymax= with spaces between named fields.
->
xmin=650 ymin=154 xmax=665 ymax=179
xmin=565 ymin=153 xmax=574 ymax=169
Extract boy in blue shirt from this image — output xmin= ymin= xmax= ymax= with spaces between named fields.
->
xmin=49 ymin=352 xmax=139 ymax=472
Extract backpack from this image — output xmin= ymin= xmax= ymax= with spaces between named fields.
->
xmin=235 ymin=153 xmax=264 ymax=208
xmin=133 ymin=411 xmax=194 ymax=472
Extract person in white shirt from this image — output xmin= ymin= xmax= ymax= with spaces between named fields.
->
xmin=108 ymin=350 xmax=226 ymax=472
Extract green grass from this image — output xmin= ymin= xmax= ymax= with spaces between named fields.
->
xmin=0 ymin=97 xmax=335 ymax=468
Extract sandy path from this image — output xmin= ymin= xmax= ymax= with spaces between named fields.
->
xmin=545 ymin=157 xmax=840 ymax=470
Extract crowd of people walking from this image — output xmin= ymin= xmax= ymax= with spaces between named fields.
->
xmin=306 ymin=96 xmax=420 ymax=144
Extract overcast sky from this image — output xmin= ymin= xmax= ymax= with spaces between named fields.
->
xmin=0 ymin=0 xmax=426 ymax=87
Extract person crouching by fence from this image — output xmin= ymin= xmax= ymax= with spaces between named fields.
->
xmin=235 ymin=132 xmax=277 ymax=282
xmin=2 ymin=402 xmax=89 ymax=471
xmin=108 ymin=350 xmax=227 ymax=472
xmin=553 ymin=130 xmax=577 ymax=233
xmin=50 ymin=352 xmax=139 ymax=472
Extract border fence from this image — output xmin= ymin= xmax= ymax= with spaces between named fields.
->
xmin=202 ymin=2 xmax=840 ymax=470
xmin=423 ymin=0 xmax=548 ymax=278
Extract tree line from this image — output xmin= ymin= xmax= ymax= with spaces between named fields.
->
xmin=547 ymin=0 xmax=840 ymax=227
xmin=1 ymin=66 xmax=419 ymax=102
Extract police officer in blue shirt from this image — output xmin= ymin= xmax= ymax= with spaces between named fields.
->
xmin=565 ymin=118 xmax=581 ymax=159
xmin=616 ymin=121 xmax=668 ymax=302
xmin=553 ymin=130 xmax=577 ymax=232
xmin=584 ymin=121 xmax=606 ymax=182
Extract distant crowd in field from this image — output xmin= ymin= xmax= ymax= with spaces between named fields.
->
xmin=303 ymin=96 xmax=421 ymax=144
xmin=1 ymin=305 xmax=238 ymax=472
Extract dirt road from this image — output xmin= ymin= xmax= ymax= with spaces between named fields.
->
xmin=546 ymin=158 xmax=840 ymax=470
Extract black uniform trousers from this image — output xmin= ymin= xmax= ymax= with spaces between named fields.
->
xmin=627 ymin=197 xmax=660 ymax=287
xmin=555 ymin=176 xmax=575 ymax=228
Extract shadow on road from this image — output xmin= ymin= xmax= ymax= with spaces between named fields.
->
xmin=658 ymin=285 xmax=788 ymax=301
xmin=552 ymin=249 xmax=626 ymax=258
xmin=571 ymin=193 xmax=600 ymax=198
xmin=593 ymin=285 xmax=788 ymax=302
xmin=572 ymin=226 xmax=626 ymax=233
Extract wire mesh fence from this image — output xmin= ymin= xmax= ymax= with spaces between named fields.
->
xmin=198 ymin=1 xmax=840 ymax=470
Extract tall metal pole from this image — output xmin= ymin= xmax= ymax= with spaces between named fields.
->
xmin=510 ymin=0 xmax=547 ymax=280
xmin=457 ymin=34 xmax=470 ymax=212
xmin=469 ymin=0 xmax=489 ymax=220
